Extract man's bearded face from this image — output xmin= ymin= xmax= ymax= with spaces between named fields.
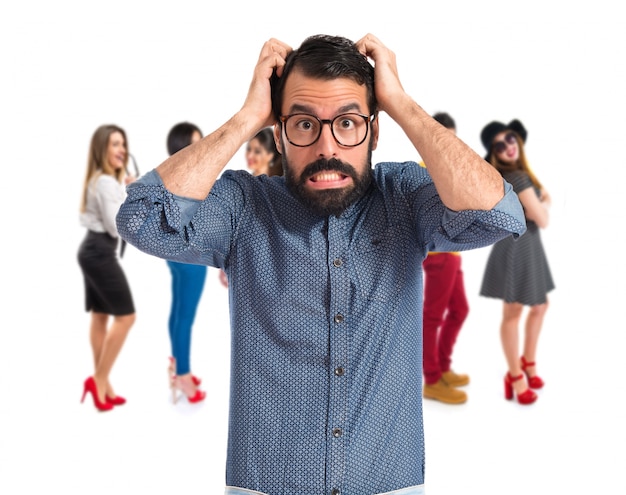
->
xmin=283 ymin=154 xmax=373 ymax=217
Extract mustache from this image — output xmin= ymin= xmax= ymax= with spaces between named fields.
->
xmin=300 ymin=158 xmax=358 ymax=181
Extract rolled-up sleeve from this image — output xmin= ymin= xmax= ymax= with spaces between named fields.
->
xmin=116 ymin=169 xmax=230 ymax=266
xmin=430 ymin=179 xmax=527 ymax=252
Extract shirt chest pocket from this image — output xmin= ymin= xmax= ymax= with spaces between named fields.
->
xmin=350 ymin=225 xmax=408 ymax=302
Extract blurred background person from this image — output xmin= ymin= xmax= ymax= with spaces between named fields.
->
xmin=479 ymin=119 xmax=554 ymax=405
xmin=165 ymin=122 xmax=207 ymax=404
xmin=420 ymin=112 xmax=470 ymax=405
xmin=245 ymin=126 xmax=283 ymax=177
xmin=78 ymin=124 xmax=136 ymax=412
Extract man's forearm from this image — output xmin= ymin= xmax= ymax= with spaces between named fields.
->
xmin=157 ymin=112 xmax=259 ymax=200
xmin=389 ymin=95 xmax=503 ymax=212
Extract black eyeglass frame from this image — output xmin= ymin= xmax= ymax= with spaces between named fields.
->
xmin=279 ymin=113 xmax=376 ymax=148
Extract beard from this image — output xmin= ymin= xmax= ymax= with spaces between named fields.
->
xmin=283 ymin=153 xmax=373 ymax=218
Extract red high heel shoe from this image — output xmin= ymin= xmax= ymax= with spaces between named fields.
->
xmin=170 ymin=376 xmax=206 ymax=404
xmin=106 ymin=395 xmax=126 ymax=406
xmin=504 ymin=373 xmax=537 ymax=405
xmin=168 ymin=357 xmax=201 ymax=386
xmin=81 ymin=377 xmax=113 ymax=412
xmin=521 ymin=356 xmax=544 ymax=389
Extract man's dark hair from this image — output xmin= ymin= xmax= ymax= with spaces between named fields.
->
xmin=432 ymin=112 xmax=456 ymax=130
xmin=271 ymin=35 xmax=377 ymax=121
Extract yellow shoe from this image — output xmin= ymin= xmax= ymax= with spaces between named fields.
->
xmin=441 ymin=370 xmax=470 ymax=387
xmin=423 ymin=378 xmax=467 ymax=404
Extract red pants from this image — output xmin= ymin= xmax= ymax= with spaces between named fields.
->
xmin=422 ymin=253 xmax=469 ymax=385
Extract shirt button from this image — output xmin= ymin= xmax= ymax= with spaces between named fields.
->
xmin=332 ymin=427 xmax=343 ymax=437
xmin=334 ymin=366 xmax=345 ymax=376
xmin=334 ymin=313 xmax=344 ymax=323
xmin=331 ymin=489 xmax=340 ymax=495
xmin=333 ymin=258 xmax=343 ymax=267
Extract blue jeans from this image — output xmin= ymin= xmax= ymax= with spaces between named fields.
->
xmin=224 ymin=485 xmax=425 ymax=495
xmin=166 ymin=260 xmax=207 ymax=375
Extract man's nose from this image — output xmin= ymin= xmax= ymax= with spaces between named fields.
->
xmin=314 ymin=122 xmax=338 ymax=158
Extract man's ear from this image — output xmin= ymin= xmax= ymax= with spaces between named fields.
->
xmin=370 ymin=113 xmax=379 ymax=151
xmin=273 ymin=124 xmax=283 ymax=154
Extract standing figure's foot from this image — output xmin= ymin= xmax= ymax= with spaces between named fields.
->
xmin=423 ymin=378 xmax=467 ymax=404
xmin=520 ymin=356 xmax=544 ymax=389
xmin=441 ymin=370 xmax=470 ymax=387
xmin=81 ymin=376 xmax=114 ymax=412
xmin=171 ymin=374 xmax=206 ymax=404
xmin=504 ymin=373 xmax=537 ymax=405
xmin=169 ymin=357 xmax=202 ymax=385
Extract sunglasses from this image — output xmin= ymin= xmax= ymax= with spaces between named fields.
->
xmin=492 ymin=132 xmax=517 ymax=154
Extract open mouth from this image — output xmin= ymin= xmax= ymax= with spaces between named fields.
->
xmin=308 ymin=171 xmax=351 ymax=189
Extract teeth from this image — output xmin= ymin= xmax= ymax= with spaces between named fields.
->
xmin=313 ymin=172 xmax=342 ymax=181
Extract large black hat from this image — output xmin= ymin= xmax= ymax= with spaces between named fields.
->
xmin=480 ymin=119 xmax=527 ymax=156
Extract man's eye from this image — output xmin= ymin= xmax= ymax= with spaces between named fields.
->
xmin=338 ymin=118 xmax=355 ymax=129
xmin=296 ymin=119 xmax=315 ymax=131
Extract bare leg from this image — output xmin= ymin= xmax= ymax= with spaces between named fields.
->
xmin=92 ymin=313 xmax=136 ymax=399
xmin=500 ymin=302 xmax=528 ymax=396
xmin=88 ymin=312 xmax=109 ymax=401
xmin=89 ymin=312 xmax=109 ymax=371
xmin=522 ymin=301 xmax=549 ymax=377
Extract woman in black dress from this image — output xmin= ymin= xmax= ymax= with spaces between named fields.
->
xmin=78 ymin=124 xmax=136 ymax=411
xmin=479 ymin=119 xmax=554 ymax=405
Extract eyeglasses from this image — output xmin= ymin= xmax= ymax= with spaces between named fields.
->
xmin=279 ymin=113 xmax=375 ymax=147
xmin=492 ymin=132 xmax=517 ymax=154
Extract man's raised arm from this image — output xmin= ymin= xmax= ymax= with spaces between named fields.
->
xmin=356 ymin=33 xmax=503 ymax=212
xmin=156 ymin=38 xmax=291 ymax=199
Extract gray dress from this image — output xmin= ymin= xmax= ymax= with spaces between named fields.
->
xmin=480 ymin=170 xmax=554 ymax=305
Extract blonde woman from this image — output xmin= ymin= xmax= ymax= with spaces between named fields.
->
xmin=78 ymin=124 xmax=136 ymax=412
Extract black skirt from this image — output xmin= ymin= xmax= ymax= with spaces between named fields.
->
xmin=77 ymin=231 xmax=135 ymax=315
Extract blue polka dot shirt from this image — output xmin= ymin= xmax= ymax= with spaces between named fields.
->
xmin=117 ymin=162 xmax=525 ymax=495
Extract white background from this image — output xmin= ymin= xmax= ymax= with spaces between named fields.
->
xmin=1 ymin=1 xmax=624 ymax=494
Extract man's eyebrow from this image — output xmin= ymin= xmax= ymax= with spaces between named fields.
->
xmin=287 ymin=102 xmax=364 ymax=115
